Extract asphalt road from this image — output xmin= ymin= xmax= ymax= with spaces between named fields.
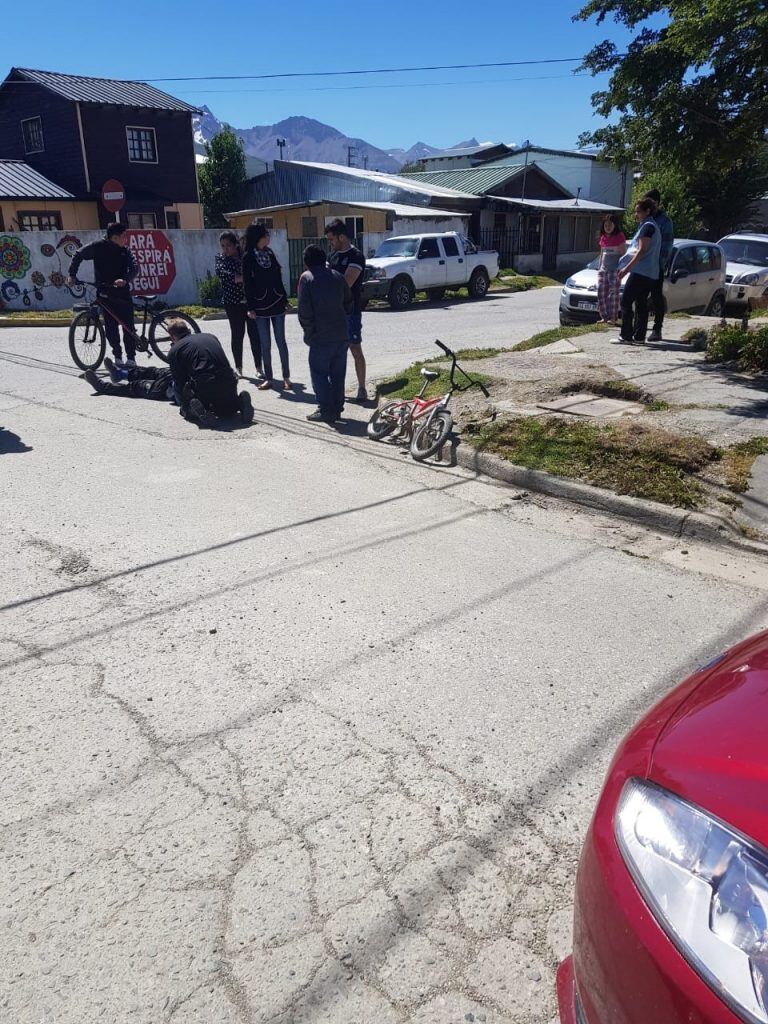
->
xmin=2 ymin=291 xmax=766 ymax=1024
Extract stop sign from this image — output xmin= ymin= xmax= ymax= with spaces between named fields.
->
xmin=101 ymin=179 xmax=125 ymax=213
xmin=125 ymin=230 xmax=177 ymax=295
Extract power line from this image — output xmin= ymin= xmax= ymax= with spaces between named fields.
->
xmin=143 ymin=57 xmax=588 ymax=84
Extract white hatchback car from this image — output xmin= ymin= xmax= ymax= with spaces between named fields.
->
xmin=559 ymin=238 xmax=727 ymax=326
xmin=717 ymin=233 xmax=768 ymax=310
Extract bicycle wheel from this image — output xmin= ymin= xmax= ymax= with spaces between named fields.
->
xmin=367 ymin=401 xmax=403 ymax=440
xmin=148 ymin=310 xmax=200 ymax=362
xmin=410 ymin=410 xmax=453 ymax=461
xmin=68 ymin=311 xmax=106 ymax=371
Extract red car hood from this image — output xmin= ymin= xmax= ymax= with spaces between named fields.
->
xmin=649 ymin=630 xmax=768 ymax=850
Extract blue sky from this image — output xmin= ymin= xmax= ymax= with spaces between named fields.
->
xmin=9 ymin=0 xmax=640 ymax=150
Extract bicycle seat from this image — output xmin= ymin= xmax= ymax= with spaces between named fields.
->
xmin=420 ymin=368 xmax=440 ymax=381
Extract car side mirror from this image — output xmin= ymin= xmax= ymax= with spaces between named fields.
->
xmin=671 ymin=268 xmax=689 ymax=282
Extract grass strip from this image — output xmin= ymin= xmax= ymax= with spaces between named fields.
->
xmin=562 ymin=378 xmax=670 ymax=411
xmin=376 ymin=360 xmax=492 ymax=400
xmin=513 ymin=323 xmax=612 ymax=352
xmin=721 ymin=437 xmax=768 ymax=492
xmin=467 ymin=415 xmax=719 ymax=509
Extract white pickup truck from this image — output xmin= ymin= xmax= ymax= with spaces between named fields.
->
xmin=362 ymin=232 xmax=499 ymax=309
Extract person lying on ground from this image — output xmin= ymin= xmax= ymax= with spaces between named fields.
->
xmin=84 ymin=319 xmax=254 ymax=427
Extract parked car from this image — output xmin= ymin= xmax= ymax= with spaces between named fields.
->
xmin=362 ymin=232 xmax=499 ymax=309
xmin=559 ymin=238 xmax=727 ymax=326
xmin=717 ymin=233 xmax=768 ymax=311
xmin=557 ymin=629 xmax=768 ymax=1024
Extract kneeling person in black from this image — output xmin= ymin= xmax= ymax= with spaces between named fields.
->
xmin=166 ymin=321 xmax=253 ymax=426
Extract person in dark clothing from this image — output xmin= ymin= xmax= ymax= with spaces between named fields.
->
xmin=298 ymin=245 xmax=353 ymax=424
xmin=85 ymin=358 xmax=177 ymax=401
xmin=325 ymin=218 xmax=368 ymax=403
xmin=616 ymin=198 xmax=661 ymax=344
xmin=643 ymin=189 xmax=675 ymax=341
xmin=83 ymin=322 xmax=254 ymax=426
xmin=216 ymin=231 xmax=262 ymax=378
xmin=243 ymin=224 xmax=291 ymax=391
xmin=67 ymin=222 xmax=138 ymax=367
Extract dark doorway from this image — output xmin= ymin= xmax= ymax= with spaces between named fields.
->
xmin=542 ymin=216 xmax=559 ymax=272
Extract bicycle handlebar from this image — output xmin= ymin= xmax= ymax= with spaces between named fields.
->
xmin=434 ymin=339 xmax=490 ymax=398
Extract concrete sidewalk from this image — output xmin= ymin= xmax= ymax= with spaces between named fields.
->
xmin=450 ymin=316 xmax=768 ymax=538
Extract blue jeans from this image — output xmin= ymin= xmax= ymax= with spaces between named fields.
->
xmin=308 ymin=341 xmax=348 ymax=418
xmin=255 ymin=314 xmax=290 ymax=380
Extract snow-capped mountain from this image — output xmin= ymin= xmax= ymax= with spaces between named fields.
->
xmin=193 ymin=106 xmax=472 ymax=172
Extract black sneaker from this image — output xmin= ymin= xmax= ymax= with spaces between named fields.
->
xmin=104 ymin=357 xmax=124 ymax=383
xmin=238 ymin=391 xmax=254 ymax=424
xmin=647 ymin=329 xmax=662 ymax=342
xmin=84 ymin=370 xmax=105 ymax=392
xmin=188 ymin=397 xmax=216 ymax=428
xmin=306 ymin=409 xmax=333 ymax=423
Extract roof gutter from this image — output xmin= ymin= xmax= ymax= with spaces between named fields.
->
xmin=74 ymin=102 xmax=91 ymax=194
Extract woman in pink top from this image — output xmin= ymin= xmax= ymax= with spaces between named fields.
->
xmin=597 ymin=215 xmax=626 ymax=325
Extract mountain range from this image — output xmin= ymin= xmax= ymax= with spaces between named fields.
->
xmin=193 ymin=106 xmax=479 ymax=174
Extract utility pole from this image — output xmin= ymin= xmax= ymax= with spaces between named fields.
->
xmin=517 ymin=139 xmax=531 ymax=262
xmin=276 ymin=137 xmax=286 ymax=161
xmin=363 ymin=154 xmax=369 ymax=170
xmin=347 ymin=145 xmax=356 ymax=168
xmin=575 ymin=186 xmax=582 ymax=207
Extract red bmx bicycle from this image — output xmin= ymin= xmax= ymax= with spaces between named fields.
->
xmin=367 ymin=340 xmax=490 ymax=461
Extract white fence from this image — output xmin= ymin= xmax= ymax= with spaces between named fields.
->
xmin=0 ymin=228 xmax=290 ymax=311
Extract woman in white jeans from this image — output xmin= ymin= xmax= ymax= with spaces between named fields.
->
xmin=242 ymin=224 xmax=291 ymax=391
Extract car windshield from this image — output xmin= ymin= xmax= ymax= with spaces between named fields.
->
xmin=719 ymin=238 xmax=768 ymax=267
xmin=375 ymin=238 xmax=419 ymax=258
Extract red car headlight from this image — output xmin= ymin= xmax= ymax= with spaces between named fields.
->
xmin=616 ymin=778 xmax=768 ymax=1024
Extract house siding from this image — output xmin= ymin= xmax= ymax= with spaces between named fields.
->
xmin=0 ymin=79 xmax=87 ymax=196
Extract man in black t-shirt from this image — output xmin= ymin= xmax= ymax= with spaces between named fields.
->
xmin=68 ymin=222 xmax=138 ymax=367
xmin=325 ymin=218 xmax=368 ymax=403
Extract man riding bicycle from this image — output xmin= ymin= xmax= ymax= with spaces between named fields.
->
xmin=67 ymin=222 xmax=138 ymax=368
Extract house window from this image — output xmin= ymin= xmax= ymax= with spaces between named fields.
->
xmin=17 ymin=210 xmax=62 ymax=231
xmin=165 ymin=211 xmax=180 ymax=229
xmin=127 ymin=212 xmax=157 ymax=228
xmin=301 ymin=216 xmax=318 ymax=237
xmin=126 ymin=126 xmax=157 ymax=163
xmin=255 ymin=217 xmax=273 ymax=228
xmin=21 ymin=116 xmax=44 ymax=154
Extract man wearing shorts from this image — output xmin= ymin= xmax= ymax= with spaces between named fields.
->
xmin=325 ymin=218 xmax=368 ymax=403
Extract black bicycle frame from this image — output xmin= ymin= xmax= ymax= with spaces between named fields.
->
xmin=434 ymin=339 xmax=491 ymax=397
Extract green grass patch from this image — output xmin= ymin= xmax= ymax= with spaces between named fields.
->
xmin=513 ymin=323 xmax=612 ymax=352
xmin=0 ymin=309 xmax=72 ymax=321
xmin=721 ymin=437 xmax=768 ymax=492
xmin=175 ymin=304 xmax=225 ymax=319
xmin=705 ymin=323 xmax=768 ymax=372
xmin=495 ymin=273 xmax=560 ymax=292
xmin=376 ymin=360 xmax=492 ymax=400
xmin=468 ymin=415 xmax=719 ymax=509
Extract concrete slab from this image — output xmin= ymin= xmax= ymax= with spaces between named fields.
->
xmin=493 ymin=401 xmax=547 ymax=418
xmin=740 ymin=455 xmax=768 ymax=536
xmin=537 ymin=393 xmax=645 ymax=418
xmin=541 ymin=339 xmax=583 ymax=355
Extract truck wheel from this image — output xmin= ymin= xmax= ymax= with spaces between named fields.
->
xmin=468 ymin=268 xmax=490 ymax=298
xmin=427 ymin=288 xmax=446 ymax=302
xmin=388 ymin=276 xmax=414 ymax=309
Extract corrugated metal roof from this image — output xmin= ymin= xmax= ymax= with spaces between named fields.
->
xmin=421 ymin=141 xmax=507 ymax=161
xmin=0 ymin=159 xmax=74 ymax=199
xmin=8 ymin=68 xmax=199 ymax=112
xmin=401 ymin=164 xmax=526 ymax=195
xmin=488 ymin=196 xmax=624 ymax=213
xmin=287 ymin=161 xmax=477 ymax=199
xmin=225 ymin=198 xmax=467 ymax=219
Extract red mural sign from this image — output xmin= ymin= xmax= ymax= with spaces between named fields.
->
xmin=126 ymin=230 xmax=176 ymax=295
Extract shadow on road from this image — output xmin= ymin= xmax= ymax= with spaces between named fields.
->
xmin=0 ymin=426 xmax=32 ymax=455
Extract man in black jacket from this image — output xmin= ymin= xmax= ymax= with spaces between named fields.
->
xmin=297 ymin=245 xmax=352 ymax=423
xmin=67 ymin=223 xmax=138 ymax=367
xmin=166 ymin=321 xmax=253 ymax=427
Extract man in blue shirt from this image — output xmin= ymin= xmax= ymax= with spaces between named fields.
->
xmin=616 ymin=198 xmax=661 ymax=344
xmin=644 ymin=189 xmax=674 ymax=341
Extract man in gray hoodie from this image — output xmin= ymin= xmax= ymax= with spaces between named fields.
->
xmin=297 ymin=245 xmax=353 ymax=423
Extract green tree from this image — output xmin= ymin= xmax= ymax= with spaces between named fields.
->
xmin=197 ymin=127 xmax=247 ymax=228
xmin=630 ymin=167 xmax=702 ymax=238
xmin=575 ymin=0 xmax=768 ymax=235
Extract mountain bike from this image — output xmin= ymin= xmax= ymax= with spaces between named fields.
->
xmin=367 ymin=340 xmax=490 ymax=461
xmin=67 ymin=283 xmax=200 ymax=371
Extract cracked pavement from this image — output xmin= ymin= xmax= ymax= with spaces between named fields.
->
xmin=2 ymin=304 xmax=767 ymax=1023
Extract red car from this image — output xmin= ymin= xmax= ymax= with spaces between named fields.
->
xmin=558 ymin=630 xmax=768 ymax=1024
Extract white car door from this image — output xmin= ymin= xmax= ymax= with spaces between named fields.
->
xmin=667 ymin=245 xmax=698 ymax=312
xmin=440 ymin=236 xmax=465 ymax=286
xmin=694 ymin=244 xmax=720 ymax=311
xmin=413 ymin=238 xmax=447 ymax=290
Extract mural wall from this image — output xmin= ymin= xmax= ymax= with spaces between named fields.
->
xmin=0 ymin=228 xmax=290 ymax=311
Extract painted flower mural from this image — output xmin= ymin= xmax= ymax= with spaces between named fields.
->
xmin=0 ymin=236 xmax=32 ymax=280
xmin=49 ymin=271 xmax=65 ymax=288
xmin=31 ymin=270 xmax=45 ymax=287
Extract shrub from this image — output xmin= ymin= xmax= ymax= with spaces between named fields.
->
xmin=705 ymin=324 xmax=748 ymax=364
xmin=198 ymin=272 xmax=223 ymax=308
xmin=739 ymin=326 xmax=768 ymax=373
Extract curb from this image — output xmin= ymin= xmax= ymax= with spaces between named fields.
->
xmin=0 ymin=318 xmax=71 ymax=328
xmin=455 ymin=443 xmax=768 ymax=555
